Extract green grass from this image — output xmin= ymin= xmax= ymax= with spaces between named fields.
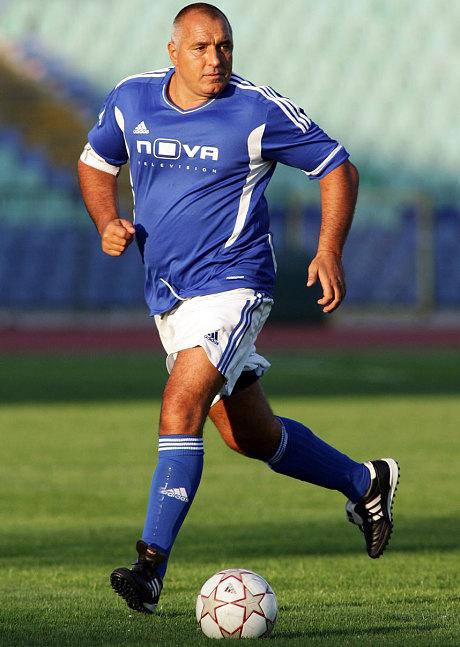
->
xmin=0 ymin=351 xmax=459 ymax=645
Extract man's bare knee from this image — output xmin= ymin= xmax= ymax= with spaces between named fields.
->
xmin=160 ymin=347 xmax=225 ymax=436
xmin=160 ymin=382 xmax=209 ymax=436
xmin=209 ymin=381 xmax=281 ymax=460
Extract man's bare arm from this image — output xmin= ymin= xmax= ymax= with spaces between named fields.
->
xmin=77 ymin=160 xmax=135 ymax=256
xmin=307 ymin=160 xmax=359 ymax=313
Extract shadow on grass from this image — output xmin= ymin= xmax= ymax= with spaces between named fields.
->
xmin=2 ymin=516 xmax=458 ymax=567
xmin=1 ymin=350 xmax=460 ymax=404
xmin=1 ymin=619 xmax=442 ymax=647
xmin=1 ymin=516 xmax=456 ymax=646
xmin=0 ymin=609 xmax=198 ymax=647
xmin=275 ymin=623 xmax=440 ymax=640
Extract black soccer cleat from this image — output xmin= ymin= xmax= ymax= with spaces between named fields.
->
xmin=345 ymin=458 xmax=399 ymax=559
xmin=110 ymin=540 xmax=166 ymax=614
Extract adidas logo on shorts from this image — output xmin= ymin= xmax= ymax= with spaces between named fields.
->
xmin=204 ymin=331 xmax=219 ymax=346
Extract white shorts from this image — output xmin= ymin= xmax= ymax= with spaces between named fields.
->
xmin=154 ymin=288 xmax=273 ymax=400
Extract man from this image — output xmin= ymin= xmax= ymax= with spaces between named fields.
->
xmin=78 ymin=3 xmax=399 ymax=615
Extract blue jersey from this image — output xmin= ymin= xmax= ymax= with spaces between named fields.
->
xmin=88 ymin=67 xmax=349 ymax=315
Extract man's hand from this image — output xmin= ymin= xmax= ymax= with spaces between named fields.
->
xmin=101 ymin=219 xmax=135 ymax=256
xmin=307 ymin=160 xmax=358 ymax=313
xmin=307 ymin=250 xmax=346 ymax=313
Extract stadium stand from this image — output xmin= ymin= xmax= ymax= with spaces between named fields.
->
xmin=0 ymin=0 xmax=459 ymax=315
xmin=0 ymin=128 xmax=145 ymax=309
xmin=435 ymin=208 xmax=460 ymax=306
xmin=0 ymin=123 xmax=429 ymax=313
xmin=2 ymin=0 xmax=459 ymax=194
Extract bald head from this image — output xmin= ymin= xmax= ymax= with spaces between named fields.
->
xmin=167 ymin=3 xmax=233 ymax=109
xmin=172 ymin=3 xmax=232 ymax=44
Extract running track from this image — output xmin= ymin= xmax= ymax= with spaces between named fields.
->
xmin=1 ymin=325 xmax=460 ymax=353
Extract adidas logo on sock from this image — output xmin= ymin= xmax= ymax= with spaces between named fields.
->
xmin=133 ymin=121 xmax=150 ymax=134
xmin=159 ymin=487 xmax=189 ymax=502
xmin=204 ymin=331 xmax=219 ymax=346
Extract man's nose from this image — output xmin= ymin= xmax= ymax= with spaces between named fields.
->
xmin=206 ymin=45 xmax=220 ymax=67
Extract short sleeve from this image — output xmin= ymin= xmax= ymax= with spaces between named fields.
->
xmin=88 ymin=88 xmax=129 ymax=166
xmin=261 ymin=98 xmax=349 ymax=180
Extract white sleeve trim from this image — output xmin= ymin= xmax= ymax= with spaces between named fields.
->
xmin=79 ymin=143 xmax=120 ymax=176
xmin=303 ymin=144 xmax=343 ymax=177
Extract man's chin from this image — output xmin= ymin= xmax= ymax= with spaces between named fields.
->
xmin=203 ymin=80 xmax=228 ymax=97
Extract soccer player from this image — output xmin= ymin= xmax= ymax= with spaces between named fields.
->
xmin=78 ymin=2 xmax=399 ymax=615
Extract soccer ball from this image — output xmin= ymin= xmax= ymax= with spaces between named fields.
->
xmin=196 ymin=568 xmax=278 ymax=639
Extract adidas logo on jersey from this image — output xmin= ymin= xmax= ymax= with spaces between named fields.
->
xmin=133 ymin=121 xmax=150 ymax=134
xmin=204 ymin=331 xmax=219 ymax=346
xmin=159 ymin=487 xmax=189 ymax=502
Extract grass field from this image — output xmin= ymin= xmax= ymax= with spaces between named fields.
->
xmin=1 ymin=350 xmax=459 ymax=646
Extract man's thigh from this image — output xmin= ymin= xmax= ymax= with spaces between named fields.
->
xmin=161 ymin=346 xmax=225 ymax=436
xmin=208 ymin=379 xmax=281 ymax=460
xmin=155 ymin=289 xmax=273 ymax=401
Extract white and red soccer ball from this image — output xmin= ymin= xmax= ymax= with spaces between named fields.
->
xmin=196 ymin=568 xmax=278 ymax=639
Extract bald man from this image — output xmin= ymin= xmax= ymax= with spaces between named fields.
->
xmin=78 ymin=2 xmax=398 ymax=615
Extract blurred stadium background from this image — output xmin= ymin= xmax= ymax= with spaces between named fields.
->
xmin=1 ymin=4 xmax=460 ymax=645
xmin=1 ymin=0 xmax=459 ymax=339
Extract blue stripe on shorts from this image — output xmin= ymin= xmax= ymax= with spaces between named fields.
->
xmin=218 ymin=294 xmax=263 ymax=375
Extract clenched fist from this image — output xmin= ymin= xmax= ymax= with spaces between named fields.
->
xmin=101 ymin=219 xmax=135 ymax=256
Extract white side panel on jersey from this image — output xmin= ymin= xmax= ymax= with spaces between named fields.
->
xmin=79 ymin=143 xmax=120 ymax=176
xmin=114 ymin=106 xmax=125 ymax=133
xmin=114 ymin=105 xmax=137 ymax=219
xmin=224 ymin=124 xmax=273 ymax=249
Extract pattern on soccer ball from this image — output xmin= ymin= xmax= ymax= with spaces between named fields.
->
xmin=196 ymin=568 xmax=277 ymax=639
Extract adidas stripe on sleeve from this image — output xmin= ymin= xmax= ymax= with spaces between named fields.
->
xmin=261 ymin=90 xmax=349 ymax=179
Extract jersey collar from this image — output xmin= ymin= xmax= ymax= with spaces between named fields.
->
xmin=162 ymin=67 xmax=219 ymax=115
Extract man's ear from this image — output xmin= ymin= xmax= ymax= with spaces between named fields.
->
xmin=168 ymin=41 xmax=177 ymax=65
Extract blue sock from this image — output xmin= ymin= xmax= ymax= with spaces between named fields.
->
xmin=141 ymin=435 xmax=204 ymax=579
xmin=268 ymin=417 xmax=370 ymax=501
